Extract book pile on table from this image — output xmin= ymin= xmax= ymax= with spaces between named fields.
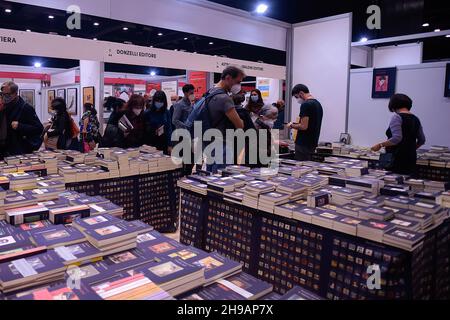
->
xmin=330 ymin=188 xmax=365 ymax=205
xmin=276 ymin=180 xmax=307 ymax=201
xmin=96 ymin=159 xmax=120 ymax=178
xmin=274 ymin=202 xmax=305 ymax=219
xmin=242 ymin=182 xmax=276 ymax=208
xmin=5 ymin=204 xmax=49 ymax=226
xmin=437 ymin=191 xmax=450 ymax=208
xmin=206 ymin=177 xmax=245 ymax=195
xmin=424 ymin=180 xmax=450 ymax=193
xmin=258 ymin=191 xmax=291 ymax=213
xmin=177 ymin=178 xmax=208 ymax=196
xmin=180 ymin=272 xmax=272 ymax=300
xmin=65 ymin=151 xmax=86 ymax=164
xmin=358 ymin=207 xmax=395 ymax=221
xmin=383 ymin=227 xmax=425 ymax=250
xmin=307 ymin=191 xmax=331 ymax=208
xmin=276 ymin=286 xmax=324 ymax=300
xmin=40 ymin=156 xmax=58 ymax=175
xmin=7 ymin=173 xmax=37 ymax=191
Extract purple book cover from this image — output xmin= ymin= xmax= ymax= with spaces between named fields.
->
xmin=53 ymin=242 xmax=102 ymax=262
xmin=0 ymin=250 xmax=65 ymax=283
xmin=358 ymin=219 xmax=394 ymax=231
xmin=191 ymin=252 xmax=242 ymax=282
xmin=73 ymin=214 xmax=121 ymax=231
xmin=133 ymin=258 xmax=202 ymax=286
xmin=83 ymin=221 xmax=139 ymax=242
xmin=126 ymin=220 xmax=154 ymax=234
xmin=140 ymin=238 xmax=186 ymax=258
xmin=38 ymin=198 xmax=71 ymax=209
xmin=182 ymin=272 xmax=272 ymax=300
xmin=100 ymin=249 xmax=151 ymax=272
xmin=0 ymin=232 xmax=34 ymax=253
xmin=384 ymin=228 xmax=425 ymax=243
xmin=11 ymin=281 xmax=101 ymax=300
xmin=30 ymin=225 xmax=85 ymax=247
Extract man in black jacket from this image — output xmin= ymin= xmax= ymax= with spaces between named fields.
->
xmin=0 ymin=81 xmax=44 ymax=159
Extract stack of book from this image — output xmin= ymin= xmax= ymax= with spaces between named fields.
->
xmin=395 ymin=210 xmax=433 ymax=230
xmin=384 ymin=196 xmax=415 ymax=209
xmin=243 ymin=182 xmax=276 ymax=208
xmin=258 ymin=191 xmax=291 ymax=213
xmin=405 ymin=179 xmax=425 ymax=192
xmin=389 ymin=217 xmax=421 ymax=232
xmin=65 ymin=151 xmax=86 ymax=164
xmin=344 ymin=165 xmax=369 ymax=177
xmin=49 ymin=205 xmax=91 ymax=225
xmin=30 ymin=224 xmax=86 ymax=249
xmin=292 ymin=206 xmax=323 ymax=224
xmin=3 ymin=193 xmax=36 ymax=211
xmin=335 ymin=204 xmax=364 ymax=217
xmin=280 ymin=286 xmax=324 ymax=300
xmin=424 ymin=180 xmax=450 ymax=193
xmin=346 ymin=178 xmax=381 ymax=194
xmin=82 ymin=221 xmax=139 ymax=252
xmin=223 ymin=190 xmax=245 ymax=205
xmin=96 ymin=159 xmax=120 ymax=178
xmin=330 ymin=188 xmax=365 ymax=205
xmin=40 ymin=156 xmax=58 ymax=175
xmin=358 ymin=207 xmax=395 ymax=221
xmin=180 ymin=273 xmax=272 ymax=300
xmin=307 ymin=191 xmax=331 ymax=208
xmin=273 ymin=202 xmax=305 ymax=219
xmin=437 ymin=191 xmax=450 ymax=208
xmin=383 ymin=228 xmax=425 ymax=250
xmin=36 ymin=180 xmax=65 ymax=192
xmin=381 ymin=185 xmax=411 ymax=197
xmin=316 ymin=165 xmax=345 ymax=176
xmin=29 ymin=188 xmax=60 ymax=202
xmin=357 ymin=220 xmax=395 ymax=242
xmin=409 ymin=201 xmax=442 ymax=215
xmin=0 ymin=176 xmax=9 ymax=191
xmin=352 ymin=197 xmax=385 ymax=208
xmin=58 ymin=166 xmax=78 ymax=183
xmin=333 ymin=216 xmax=363 ymax=236
xmin=413 ymin=191 xmax=439 ymax=204
xmin=223 ymin=165 xmax=251 ymax=175
xmin=132 ymin=259 xmax=205 ymax=297
xmin=277 ymin=180 xmax=307 ymax=201
xmin=207 ymin=177 xmax=245 ymax=195
xmin=89 ymin=203 xmax=124 ymax=218
xmin=177 ymin=178 xmax=208 ymax=196
xmin=7 ymin=173 xmax=37 ymax=191
xmin=0 ymin=250 xmax=67 ymax=293
xmin=311 ymin=210 xmax=343 ymax=229
xmin=5 ymin=204 xmax=49 ymax=226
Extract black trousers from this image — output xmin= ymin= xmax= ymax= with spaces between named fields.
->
xmin=295 ymin=144 xmax=315 ymax=161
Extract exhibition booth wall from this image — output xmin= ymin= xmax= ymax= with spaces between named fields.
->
xmin=348 ymin=61 xmax=450 ymax=148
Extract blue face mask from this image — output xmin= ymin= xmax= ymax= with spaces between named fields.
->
xmin=251 ymin=96 xmax=259 ymax=103
xmin=154 ymin=102 xmax=164 ymax=109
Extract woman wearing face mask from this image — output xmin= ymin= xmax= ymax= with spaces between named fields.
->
xmin=99 ymin=97 xmax=127 ymax=148
xmin=45 ymin=98 xmax=77 ymax=150
xmin=255 ymin=105 xmax=279 ymax=167
xmin=122 ymin=94 xmax=147 ymax=148
xmin=144 ymin=90 xmax=173 ymax=155
xmin=245 ymin=89 xmax=265 ymax=125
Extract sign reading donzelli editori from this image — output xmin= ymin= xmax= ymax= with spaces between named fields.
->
xmin=0 ymin=28 xmax=286 ymax=80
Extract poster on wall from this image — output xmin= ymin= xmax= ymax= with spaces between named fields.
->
xmin=19 ymin=89 xmax=35 ymax=108
xmin=161 ymin=81 xmax=178 ymax=106
xmin=256 ymin=78 xmax=271 ymax=99
xmin=188 ymin=71 xmax=208 ymax=99
xmin=372 ymin=67 xmax=397 ymax=99
xmin=47 ymin=90 xmax=55 ymax=113
xmin=67 ymin=88 xmax=78 ymax=116
xmin=57 ymin=89 xmax=66 ymax=100
xmin=83 ymin=87 xmax=95 ymax=106
xmin=113 ymin=84 xmax=134 ymax=102
xmin=146 ymin=83 xmax=161 ymax=96
xmin=445 ymin=63 xmax=450 ymax=98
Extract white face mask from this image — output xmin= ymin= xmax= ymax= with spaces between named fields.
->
xmin=297 ymin=98 xmax=304 ymax=105
xmin=263 ymin=120 xmax=276 ymax=129
xmin=133 ymin=108 xmax=143 ymax=116
xmin=230 ymin=84 xmax=242 ymax=95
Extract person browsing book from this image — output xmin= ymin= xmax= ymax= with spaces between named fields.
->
xmin=144 ymin=90 xmax=173 ymax=155
xmin=122 ymin=94 xmax=146 ymax=148
xmin=288 ymin=84 xmax=323 ymax=161
xmin=99 ymin=97 xmax=126 ymax=148
xmin=245 ymin=89 xmax=265 ymax=126
xmin=371 ymin=94 xmax=426 ymax=175
xmin=45 ymin=98 xmax=77 ymax=150
xmin=79 ymin=103 xmax=101 ymax=152
xmin=172 ymin=84 xmax=195 ymax=130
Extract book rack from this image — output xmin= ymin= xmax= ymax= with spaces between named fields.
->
xmin=179 ymin=189 xmax=450 ymax=300
xmin=66 ymin=169 xmax=183 ymax=233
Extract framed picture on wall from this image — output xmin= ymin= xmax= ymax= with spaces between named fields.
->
xmin=83 ymin=86 xmax=95 ymax=106
xmin=372 ymin=67 xmax=397 ymax=99
xmin=56 ymin=89 xmax=66 ymax=100
xmin=47 ymin=90 xmax=55 ymax=113
xmin=67 ymin=88 xmax=78 ymax=116
xmin=19 ymin=89 xmax=35 ymax=108
xmin=445 ymin=63 xmax=450 ymax=98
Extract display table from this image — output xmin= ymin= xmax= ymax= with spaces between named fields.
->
xmin=179 ymin=189 xmax=450 ymax=300
xmin=66 ymin=169 xmax=183 ymax=233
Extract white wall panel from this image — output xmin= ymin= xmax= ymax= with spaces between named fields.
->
xmin=292 ymin=14 xmax=352 ymax=142
xmin=373 ymin=43 xmax=423 ymax=68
